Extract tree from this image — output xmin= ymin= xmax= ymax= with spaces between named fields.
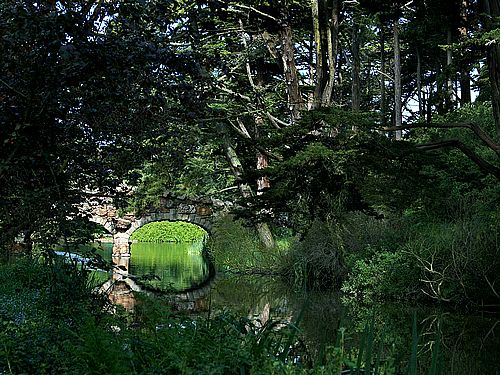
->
xmin=0 ymin=1 xmax=205 ymax=251
xmin=481 ymin=0 xmax=500 ymax=139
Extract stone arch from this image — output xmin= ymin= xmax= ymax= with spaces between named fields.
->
xmin=112 ymin=213 xmax=212 ymax=257
xmin=89 ymin=216 xmax=115 ymax=235
xmin=81 ymin=192 xmax=226 ymax=257
xmin=125 ymin=211 xmax=213 ymax=239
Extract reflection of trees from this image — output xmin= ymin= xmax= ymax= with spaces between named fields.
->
xmin=417 ymin=312 xmax=500 ymax=374
xmin=210 ymin=275 xmax=342 ymax=356
xmin=128 ymin=242 xmax=209 ymax=291
xmin=342 ymin=302 xmax=500 ymax=374
xmin=212 ymin=276 xmax=500 ymax=371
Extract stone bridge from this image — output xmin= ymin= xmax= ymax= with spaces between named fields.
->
xmin=83 ymin=192 xmax=225 ymax=257
xmin=100 ymin=255 xmax=218 ymax=312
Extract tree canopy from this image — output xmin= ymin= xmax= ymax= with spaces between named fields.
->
xmin=1 ymin=0 xmax=499 ymax=246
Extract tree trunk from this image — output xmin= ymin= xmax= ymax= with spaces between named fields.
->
xmin=446 ymin=29 xmax=454 ymax=110
xmin=460 ymin=71 xmax=471 ymax=106
xmin=222 ymin=133 xmax=276 ymax=249
xmin=352 ymin=15 xmax=361 ymax=112
xmin=488 ymin=42 xmax=500 ymax=140
xmin=394 ymin=20 xmax=402 ymax=139
xmin=279 ymin=8 xmax=303 ymax=122
xmin=380 ymin=24 xmax=386 ymax=126
xmin=417 ymin=47 xmax=423 ymax=116
xmin=459 ymin=0 xmax=471 ymax=105
xmin=321 ymin=0 xmax=340 ymax=107
xmin=312 ymin=0 xmax=324 ymax=109
xmin=482 ymin=0 xmax=500 ymax=139
xmin=253 ymin=88 xmax=270 ymax=195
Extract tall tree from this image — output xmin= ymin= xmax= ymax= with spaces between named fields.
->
xmin=481 ymin=0 xmax=500 ymax=139
xmin=394 ymin=19 xmax=403 ymax=137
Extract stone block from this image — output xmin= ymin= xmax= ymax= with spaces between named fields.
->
xmin=116 ymin=218 xmax=131 ymax=230
xmin=168 ymin=210 xmax=177 ymax=220
xmin=163 ymin=199 xmax=175 ymax=208
xmin=178 ymin=204 xmax=195 ymax=214
xmin=196 ymin=206 xmax=212 ymax=216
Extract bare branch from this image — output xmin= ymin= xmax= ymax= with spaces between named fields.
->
xmin=0 ymin=78 xmax=28 ymax=98
xmin=382 ymin=122 xmax=500 ymax=156
xmin=217 ymin=85 xmax=252 ymax=102
xmin=238 ymin=19 xmax=256 ymax=90
xmin=229 ymin=118 xmax=251 ymax=139
xmin=485 ymin=275 xmax=500 ymax=299
xmin=228 ymin=120 xmax=283 ymax=161
xmin=265 ymin=112 xmax=290 ymax=129
xmin=228 ymin=3 xmax=278 ymax=22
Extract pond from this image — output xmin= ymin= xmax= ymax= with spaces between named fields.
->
xmin=95 ymin=241 xmax=499 ymax=374
xmin=92 ymin=241 xmax=210 ymax=292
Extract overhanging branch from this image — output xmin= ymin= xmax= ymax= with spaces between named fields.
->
xmin=382 ymin=122 xmax=500 ymax=157
xmin=416 ymin=139 xmax=500 ymax=180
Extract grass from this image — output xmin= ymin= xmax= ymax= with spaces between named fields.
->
xmin=207 ymin=215 xmax=287 ymax=273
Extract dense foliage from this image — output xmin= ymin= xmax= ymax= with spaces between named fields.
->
xmin=0 ymin=1 xmax=206 ymax=252
xmin=130 ymin=221 xmax=207 ymax=243
xmin=0 ymin=259 xmax=417 ymax=374
xmin=1 ymin=0 xmax=499 ymax=372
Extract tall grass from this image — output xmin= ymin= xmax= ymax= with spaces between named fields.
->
xmin=0 ymin=257 xmax=479 ymax=374
xmin=281 ymin=219 xmax=346 ymax=290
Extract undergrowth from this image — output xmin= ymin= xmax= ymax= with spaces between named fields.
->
xmin=207 ymin=215 xmax=286 ymax=273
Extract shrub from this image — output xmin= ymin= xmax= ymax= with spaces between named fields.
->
xmin=130 ymin=221 xmax=207 ymax=242
xmin=341 ymin=251 xmax=420 ymax=303
xmin=405 ymin=214 xmax=500 ymax=305
xmin=281 ymin=220 xmax=347 ymax=290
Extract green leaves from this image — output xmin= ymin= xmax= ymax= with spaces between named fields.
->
xmin=0 ymin=0 xmax=207 ymax=251
xmin=130 ymin=221 xmax=207 ymax=243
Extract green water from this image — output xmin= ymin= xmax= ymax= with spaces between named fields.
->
xmin=86 ymin=243 xmax=499 ymax=373
xmin=89 ymin=241 xmax=209 ymax=291
xmin=129 ymin=241 xmax=209 ymax=291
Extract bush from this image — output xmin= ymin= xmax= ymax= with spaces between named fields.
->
xmin=339 ymin=198 xmax=500 ymax=306
xmin=0 ymin=258 xmax=118 ymax=374
xmin=281 ymin=220 xmax=347 ymax=290
xmin=341 ymin=251 xmax=420 ymax=303
xmin=130 ymin=221 xmax=207 ymax=242
xmin=405 ymin=214 xmax=500 ymax=305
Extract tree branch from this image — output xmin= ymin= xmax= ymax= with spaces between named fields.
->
xmin=228 ymin=3 xmax=278 ymax=22
xmin=382 ymin=122 xmax=500 ymax=156
xmin=416 ymin=139 xmax=500 ymax=180
xmin=217 ymin=85 xmax=252 ymax=102
xmin=265 ymin=112 xmax=289 ymax=129
xmin=228 ymin=119 xmax=283 ymax=161
xmin=0 ymin=78 xmax=27 ymax=98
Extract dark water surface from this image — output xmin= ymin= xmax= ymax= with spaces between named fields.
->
xmin=208 ymin=274 xmax=500 ymax=374
xmin=95 ymin=242 xmax=499 ymax=374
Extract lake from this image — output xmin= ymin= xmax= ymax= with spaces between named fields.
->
xmin=95 ymin=241 xmax=500 ymax=374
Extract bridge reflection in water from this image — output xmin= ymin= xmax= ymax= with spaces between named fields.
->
xmin=99 ymin=241 xmax=213 ymax=312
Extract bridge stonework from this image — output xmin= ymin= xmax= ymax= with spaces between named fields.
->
xmin=86 ymin=192 xmax=223 ymax=257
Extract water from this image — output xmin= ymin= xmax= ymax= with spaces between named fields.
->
xmin=92 ymin=242 xmax=499 ymax=374
xmin=207 ymin=274 xmax=500 ymax=374
xmin=128 ymin=241 xmax=209 ymax=291
xmin=91 ymin=241 xmax=209 ymax=292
